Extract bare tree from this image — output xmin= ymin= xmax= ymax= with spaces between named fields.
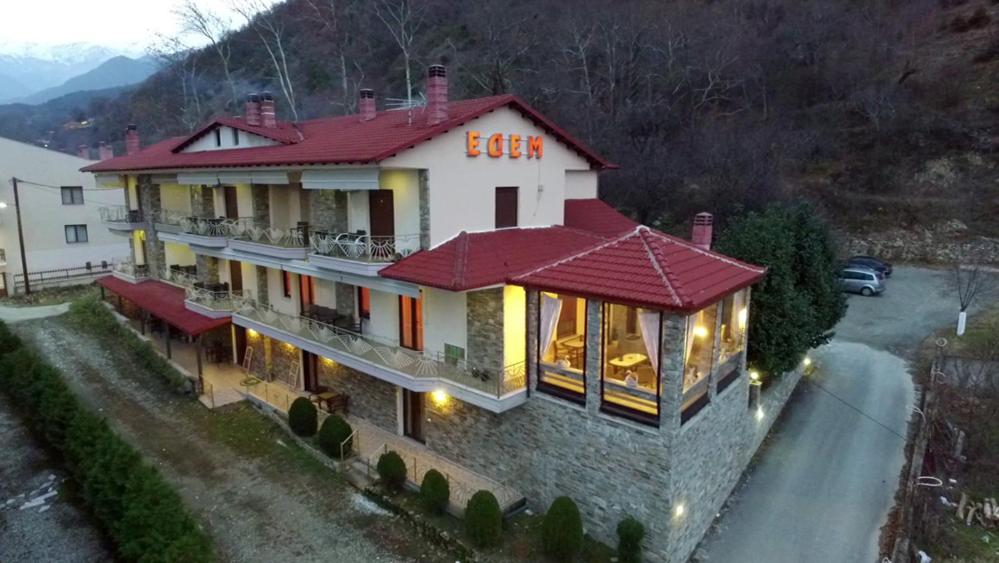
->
xmin=147 ymin=35 xmax=203 ymax=130
xmin=176 ymin=0 xmax=238 ymax=108
xmin=372 ymin=0 xmax=426 ymax=107
xmin=304 ymin=0 xmax=365 ymax=113
xmin=233 ymin=0 xmax=300 ymax=121
xmin=952 ymin=262 xmax=997 ymax=335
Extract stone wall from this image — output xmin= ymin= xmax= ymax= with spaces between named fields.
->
xmin=196 ymin=255 xmax=220 ymax=284
xmin=137 ymin=176 xmax=165 ymax=277
xmin=309 ymin=190 xmax=348 ymax=232
xmin=256 ymin=266 xmax=269 ymax=307
xmin=842 ymin=222 xmax=999 ymax=264
xmin=318 ymin=359 xmax=397 ymax=432
xmin=188 ymin=185 xmax=214 ymax=218
xmin=252 ymin=186 xmax=269 ymax=226
xmin=335 ymin=282 xmax=355 ymax=317
xmin=466 ymin=288 xmax=503 ymax=372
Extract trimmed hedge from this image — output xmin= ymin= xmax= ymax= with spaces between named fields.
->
xmin=542 ymin=496 xmax=583 ymax=561
xmin=288 ymin=397 xmax=318 ymax=437
xmin=376 ymin=451 xmax=407 ymax=493
xmin=617 ymin=516 xmax=645 ymax=563
xmin=464 ymin=490 xmax=502 ymax=548
xmin=420 ymin=469 xmax=450 ymax=515
xmin=68 ymin=297 xmax=191 ymax=393
xmin=317 ymin=414 xmax=353 ymax=459
xmin=0 ymin=320 xmax=214 ymax=562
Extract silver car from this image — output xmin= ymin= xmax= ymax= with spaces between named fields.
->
xmin=838 ymin=267 xmax=886 ymax=296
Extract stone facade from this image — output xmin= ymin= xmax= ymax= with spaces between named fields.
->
xmin=188 ymin=185 xmax=215 ymax=218
xmin=256 ymin=266 xmax=269 ymax=307
xmin=318 ymin=359 xmax=397 ymax=432
xmin=309 ymin=190 xmax=348 ymax=232
xmin=137 ymin=176 xmax=165 ymax=277
xmin=196 ymin=255 xmax=220 ymax=285
xmin=418 ymin=170 xmax=430 ymax=250
xmin=252 ymin=186 xmax=270 ymax=226
xmin=335 ymin=282 xmax=355 ymax=317
xmin=466 ymin=288 xmax=503 ymax=373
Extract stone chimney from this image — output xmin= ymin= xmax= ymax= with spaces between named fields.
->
xmin=692 ymin=212 xmax=713 ymax=250
xmin=77 ymin=144 xmax=89 ymax=159
xmin=359 ymin=88 xmax=376 ymax=122
xmin=98 ymin=141 xmax=114 ymax=160
xmin=245 ymin=93 xmax=261 ymax=126
xmin=260 ymin=92 xmax=277 ymax=128
xmin=125 ymin=124 xmax=140 ymax=155
xmin=426 ymin=64 xmax=448 ymax=125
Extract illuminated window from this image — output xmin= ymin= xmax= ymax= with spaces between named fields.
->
xmin=399 ymin=295 xmax=423 ymax=351
xmin=538 ymin=292 xmax=586 ymax=402
xmin=358 ymin=287 xmax=371 ymax=319
xmin=682 ymin=303 xmax=718 ymax=421
xmin=717 ymin=289 xmax=748 ymax=390
xmin=601 ymin=303 xmax=661 ymax=423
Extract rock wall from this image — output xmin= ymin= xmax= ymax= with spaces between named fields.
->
xmin=843 ymin=221 xmax=999 ymax=264
xmin=318 ymin=359 xmax=397 ymax=432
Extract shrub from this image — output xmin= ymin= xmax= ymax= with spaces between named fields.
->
xmin=968 ymin=6 xmax=992 ymax=28
xmin=419 ymin=469 xmax=450 ymax=514
xmin=287 ymin=397 xmax=318 ymax=437
xmin=317 ymin=414 xmax=352 ymax=459
xmin=542 ymin=496 xmax=583 ymax=561
xmin=617 ymin=516 xmax=646 ymax=563
xmin=464 ymin=490 xmax=502 ymax=548
xmin=376 ymin=451 xmax=407 ymax=492
xmin=951 ymin=15 xmax=971 ymax=32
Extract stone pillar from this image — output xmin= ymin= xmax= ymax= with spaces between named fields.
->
xmin=197 ymin=185 xmax=215 ymax=218
xmin=335 ymin=282 xmax=355 ymax=317
xmin=466 ymin=288 xmax=504 ymax=374
xmin=526 ymin=290 xmax=539 ymax=391
xmin=660 ymin=313 xmax=687 ymax=438
xmin=584 ymin=299 xmax=603 ymax=415
xmin=309 ymin=190 xmax=348 ymax=232
xmin=256 ymin=266 xmax=269 ymax=307
xmin=252 ymin=186 xmax=270 ymax=227
xmin=740 ymin=287 xmax=753 ymax=375
xmin=418 ymin=170 xmax=430 ymax=250
xmin=709 ymin=302 xmax=724 ymax=399
xmin=137 ymin=175 xmax=165 ymax=277
xmin=196 ymin=255 xmax=220 ymax=284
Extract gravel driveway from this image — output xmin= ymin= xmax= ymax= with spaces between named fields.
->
xmin=697 ymin=266 xmax=994 ymax=562
xmin=12 ymin=317 xmax=450 ymax=563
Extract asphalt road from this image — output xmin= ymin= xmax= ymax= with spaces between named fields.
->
xmin=697 ymin=266 xmax=988 ymax=562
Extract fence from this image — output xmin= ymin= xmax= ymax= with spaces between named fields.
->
xmin=11 ymin=261 xmax=114 ymax=293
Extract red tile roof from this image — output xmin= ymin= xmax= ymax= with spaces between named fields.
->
xmin=82 ymin=95 xmax=614 ymax=173
xmin=171 ymin=117 xmax=304 ymax=152
xmin=97 ymin=276 xmax=230 ymax=336
xmin=511 ymin=226 xmax=766 ymax=311
xmin=564 ymin=198 xmax=638 ymax=237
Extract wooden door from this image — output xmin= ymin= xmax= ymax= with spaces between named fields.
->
xmin=302 ymin=350 xmax=319 ymax=393
xmin=229 ymin=260 xmax=243 ymax=292
xmin=233 ymin=326 xmax=247 ymax=366
xmin=495 ymin=186 xmax=519 ymax=228
xmin=299 ymin=274 xmax=315 ymax=312
xmin=399 ymin=295 xmax=423 ymax=351
xmin=368 ymin=190 xmax=395 ymax=238
xmin=223 ymin=185 xmax=239 ymax=219
xmin=403 ymin=390 xmax=425 ymax=443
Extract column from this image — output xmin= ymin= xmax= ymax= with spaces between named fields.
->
xmin=584 ymin=299 xmax=602 ymax=416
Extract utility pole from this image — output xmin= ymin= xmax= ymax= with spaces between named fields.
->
xmin=11 ymin=177 xmax=29 ymax=295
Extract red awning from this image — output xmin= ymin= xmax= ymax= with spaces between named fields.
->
xmin=97 ymin=276 xmax=230 ymax=336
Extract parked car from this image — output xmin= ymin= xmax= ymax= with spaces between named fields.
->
xmin=846 ymin=256 xmax=893 ymax=277
xmin=838 ymin=267 xmax=886 ymax=296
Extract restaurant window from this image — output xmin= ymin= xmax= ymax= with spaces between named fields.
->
xmin=601 ymin=303 xmax=661 ymax=423
xmin=716 ymin=289 xmax=748 ymax=390
xmin=64 ymin=224 xmax=89 ymax=244
xmin=61 ymin=186 xmax=84 ymax=205
xmin=358 ymin=287 xmax=371 ymax=318
xmin=399 ymin=295 xmax=423 ymax=351
xmin=538 ymin=292 xmax=586 ymax=402
xmin=682 ymin=303 xmax=718 ymax=421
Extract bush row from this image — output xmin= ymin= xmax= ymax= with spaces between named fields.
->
xmin=68 ymin=297 xmax=191 ymax=393
xmin=0 ymin=321 xmax=213 ymax=562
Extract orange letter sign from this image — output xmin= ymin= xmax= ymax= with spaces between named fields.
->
xmin=527 ymin=136 xmax=544 ymax=159
xmin=487 ymin=133 xmax=504 ymax=157
xmin=509 ymin=134 xmax=522 ymax=158
xmin=466 ymin=130 xmax=481 ymax=156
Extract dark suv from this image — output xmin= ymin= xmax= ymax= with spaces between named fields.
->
xmin=846 ymin=256 xmax=892 ymax=277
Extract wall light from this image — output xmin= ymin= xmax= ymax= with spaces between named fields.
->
xmin=749 ymin=370 xmax=760 ymax=382
xmin=755 ymin=407 xmax=764 ymax=421
xmin=430 ymin=389 xmax=450 ymax=407
xmin=693 ymin=325 xmax=709 ymax=339
xmin=321 ymin=357 xmax=334 ymax=366
xmin=674 ymin=503 xmax=685 ymax=518
xmin=247 ymin=329 xmax=259 ymax=338
xmin=803 ymin=357 xmax=812 ymax=368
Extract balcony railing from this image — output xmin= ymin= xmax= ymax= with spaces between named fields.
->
xmin=165 ymin=267 xmax=199 ymax=288
xmin=310 ymin=232 xmax=420 ymax=262
xmin=234 ymin=301 xmax=526 ymax=398
xmin=233 ymin=224 xmax=309 ymax=248
xmin=185 ymin=287 xmax=248 ymax=312
xmin=112 ymin=260 xmax=149 ymax=282
xmin=99 ymin=205 xmax=145 ymax=224
xmin=153 ymin=209 xmax=190 ymax=227
xmin=180 ymin=216 xmax=256 ymax=238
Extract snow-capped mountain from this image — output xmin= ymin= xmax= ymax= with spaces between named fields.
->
xmin=0 ymin=42 xmax=143 ymax=103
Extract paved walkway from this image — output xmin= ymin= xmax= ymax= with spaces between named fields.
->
xmin=0 ymin=303 xmax=69 ymax=323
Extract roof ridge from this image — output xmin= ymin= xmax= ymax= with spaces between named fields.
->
xmin=636 ymin=227 xmax=684 ymax=307
xmin=512 ymin=225 xmax=642 ymax=280
xmin=450 ymin=231 xmax=470 ymax=289
xmin=645 ymin=227 xmax=766 ymax=274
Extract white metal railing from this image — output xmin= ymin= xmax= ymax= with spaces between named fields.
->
xmin=310 ymin=232 xmax=420 ymax=262
xmin=112 ymin=259 xmax=149 ymax=280
xmin=185 ymin=286 xmax=247 ymax=312
xmin=232 ymin=224 xmax=309 ymax=248
xmin=99 ymin=205 xmax=144 ymax=223
xmin=235 ymin=300 xmax=526 ymax=398
xmin=153 ymin=209 xmax=189 ymax=227
xmin=180 ymin=216 xmax=257 ymax=238
xmin=165 ymin=268 xmax=199 ymax=288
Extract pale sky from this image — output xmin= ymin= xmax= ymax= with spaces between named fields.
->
xmin=1 ymin=0 xmax=281 ymax=53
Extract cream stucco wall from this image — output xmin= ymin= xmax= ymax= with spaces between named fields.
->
xmin=267 ymin=267 xmax=299 ymax=316
xmin=182 ymin=126 xmax=279 ymax=152
xmin=378 ymin=169 xmax=421 ymax=239
xmin=367 ymin=288 xmax=400 ymax=344
xmin=423 ymin=288 xmax=466 ymax=357
xmin=164 ymin=241 xmax=195 ymax=268
xmin=381 ymin=106 xmax=593 ymax=245
xmin=237 ymin=184 xmax=254 ymax=217
xmin=565 ymin=170 xmax=599 ymax=200
xmin=160 ymin=183 xmax=192 ymax=214
xmin=0 ymin=137 xmax=129 ymax=280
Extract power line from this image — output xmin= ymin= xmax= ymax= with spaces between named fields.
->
xmin=800 ymin=376 xmax=908 ymax=442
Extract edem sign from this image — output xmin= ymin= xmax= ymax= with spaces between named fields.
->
xmin=466 ymin=131 xmax=543 ymax=159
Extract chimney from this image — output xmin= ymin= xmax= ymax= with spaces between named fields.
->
xmin=691 ymin=212 xmax=714 ymax=250
xmin=426 ymin=64 xmax=448 ymax=125
xmin=77 ymin=144 xmax=89 ymax=159
xmin=260 ymin=92 xmax=276 ymax=128
xmin=245 ymin=93 xmax=261 ymax=126
xmin=125 ymin=124 xmax=140 ymax=155
xmin=358 ymin=88 xmax=376 ymax=121
xmin=98 ymin=141 xmax=114 ymax=160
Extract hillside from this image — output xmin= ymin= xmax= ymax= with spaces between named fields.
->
xmin=0 ymin=0 xmax=995 ymax=254
xmin=16 ymin=56 xmax=159 ymax=105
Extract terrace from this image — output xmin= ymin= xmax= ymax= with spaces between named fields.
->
xmin=98 ymin=205 xmax=147 ymax=232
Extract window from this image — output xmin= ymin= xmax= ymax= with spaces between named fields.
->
xmin=358 ymin=287 xmax=371 ymax=319
xmin=538 ymin=292 xmax=586 ymax=402
xmin=399 ymin=295 xmax=423 ymax=351
xmin=717 ymin=290 xmax=748 ymax=391
xmin=232 ymin=128 xmax=240 ymax=146
xmin=495 ymin=186 xmax=518 ymax=228
xmin=444 ymin=343 xmax=465 ymax=366
xmin=214 ymin=128 xmax=222 ymax=147
xmin=64 ymin=224 xmax=88 ymax=243
xmin=601 ymin=303 xmax=661 ymax=423
xmin=682 ymin=303 xmax=718 ymax=421
xmin=61 ymin=186 xmax=84 ymax=205
xmin=282 ymin=271 xmax=292 ymax=298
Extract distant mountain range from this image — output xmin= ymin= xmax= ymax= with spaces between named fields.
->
xmin=0 ymin=43 xmax=157 ymax=105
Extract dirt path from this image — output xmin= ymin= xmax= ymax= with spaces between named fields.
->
xmin=13 ymin=317 xmax=450 ymax=563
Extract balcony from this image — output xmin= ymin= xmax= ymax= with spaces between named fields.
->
xmin=309 ymin=232 xmax=420 ymax=276
xmin=228 ymin=224 xmax=309 ymax=260
xmin=185 ymin=286 xmax=248 ymax=319
xmin=170 ymin=217 xmax=254 ymax=249
xmin=152 ymin=209 xmax=190 ymax=234
xmin=232 ymin=301 xmax=527 ymax=412
xmin=111 ymin=260 xmax=150 ymax=284
xmin=99 ymin=205 xmax=146 ymax=232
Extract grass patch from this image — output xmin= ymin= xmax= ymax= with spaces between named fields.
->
xmin=0 ymin=283 xmax=98 ymax=307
